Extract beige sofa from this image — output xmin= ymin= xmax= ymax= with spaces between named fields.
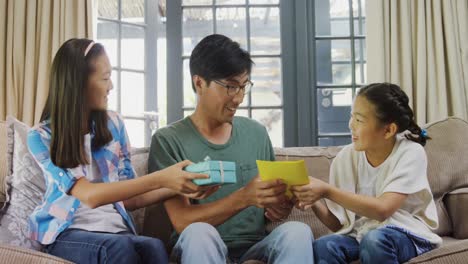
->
xmin=1 ymin=117 xmax=468 ymax=263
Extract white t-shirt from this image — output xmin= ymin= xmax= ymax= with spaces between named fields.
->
xmin=69 ymin=134 xmax=128 ymax=233
xmin=325 ymin=135 xmax=442 ymax=246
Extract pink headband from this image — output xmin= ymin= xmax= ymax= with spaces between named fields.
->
xmin=84 ymin=41 xmax=95 ymax=57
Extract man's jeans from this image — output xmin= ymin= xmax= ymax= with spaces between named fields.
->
xmin=46 ymin=229 xmax=168 ymax=264
xmin=313 ymin=227 xmax=418 ymax=264
xmin=171 ymin=221 xmax=314 ymax=264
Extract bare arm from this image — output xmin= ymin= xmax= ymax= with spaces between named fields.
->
xmin=123 ymin=188 xmax=176 ymax=211
xmin=71 ymin=160 xmax=208 ymax=209
xmin=292 ymin=177 xmax=408 ymax=222
xmin=325 ymin=186 xmax=407 ymax=222
xmin=124 ymin=185 xmax=220 ymax=211
xmin=310 ymin=200 xmax=342 ymax=232
xmin=165 ymin=177 xmax=288 ymax=233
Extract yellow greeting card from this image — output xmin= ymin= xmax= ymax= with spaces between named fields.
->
xmin=256 ymin=160 xmax=310 ymax=197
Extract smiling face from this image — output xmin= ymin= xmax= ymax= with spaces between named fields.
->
xmin=194 ymin=71 xmax=249 ymax=124
xmin=85 ymin=53 xmax=113 ymax=111
xmin=349 ymin=95 xmax=390 ymax=152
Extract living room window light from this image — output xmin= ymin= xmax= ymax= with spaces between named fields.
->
xmin=94 ymin=0 xmax=366 ymax=148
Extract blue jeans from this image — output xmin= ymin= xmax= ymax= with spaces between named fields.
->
xmin=171 ymin=221 xmax=314 ymax=264
xmin=46 ymin=229 xmax=168 ymax=264
xmin=313 ymin=227 xmax=417 ymax=264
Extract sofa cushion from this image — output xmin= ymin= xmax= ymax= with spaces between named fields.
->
xmin=0 ymin=117 xmax=44 ymax=250
xmin=407 ymin=238 xmax=468 ymax=263
xmin=129 ymin=147 xmax=150 ymax=235
xmin=0 ymin=243 xmax=72 ymax=264
xmin=0 ymin=121 xmax=8 ymax=203
xmin=445 ymin=188 xmax=468 ymax=239
xmin=433 ymin=200 xmax=453 ymax=237
xmin=269 ymin=146 xmax=342 ymax=239
xmin=423 ymin=117 xmax=468 ymax=237
xmin=424 ymin=117 xmax=468 ymax=200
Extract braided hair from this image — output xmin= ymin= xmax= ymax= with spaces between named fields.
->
xmin=357 ymin=83 xmax=428 ymax=146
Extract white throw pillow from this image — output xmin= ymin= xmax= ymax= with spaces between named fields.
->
xmin=0 ymin=116 xmax=45 ymax=250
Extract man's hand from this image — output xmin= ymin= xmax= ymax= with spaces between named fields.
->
xmin=265 ymin=198 xmax=294 ymax=222
xmin=242 ymin=176 xmax=288 ymax=208
xmin=184 ymin=185 xmax=221 ymax=200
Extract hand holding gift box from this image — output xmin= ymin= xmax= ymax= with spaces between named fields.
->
xmin=184 ymin=160 xmax=237 ymax=186
xmin=256 ymin=160 xmax=310 ymax=197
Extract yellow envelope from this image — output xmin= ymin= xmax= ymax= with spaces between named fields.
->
xmin=256 ymin=160 xmax=310 ymax=197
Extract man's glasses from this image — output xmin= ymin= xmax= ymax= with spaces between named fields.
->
xmin=213 ymin=79 xmax=254 ymax=96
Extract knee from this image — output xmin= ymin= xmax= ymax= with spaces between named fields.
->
xmin=142 ymin=237 xmax=166 ymax=252
xmin=313 ymin=235 xmax=338 ymax=256
xmin=276 ymin=221 xmax=314 ymax=242
xmin=179 ymin=222 xmax=222 ymax=244
xmin=360 ymin=229 xmax=386 ymax=252
xmin=104 ymin=236 xmax=139 ymax=261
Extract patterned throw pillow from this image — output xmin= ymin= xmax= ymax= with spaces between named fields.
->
xmin=0 ymin=116 xmax=45 ymax=251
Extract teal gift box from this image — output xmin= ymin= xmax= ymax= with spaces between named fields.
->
xmin=185 ymin=160 xmax=237 ymax=186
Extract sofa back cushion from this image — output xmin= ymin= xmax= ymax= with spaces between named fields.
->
xmin=445 ymin=188 xmax=468 ymax=239
xmin=424 ymin=117 xmax=468 ymax=200
xmin=0 ymin=121 xmax=7 ymax=203
xmin=424 ymin=117 xmax=468 ymax=237
xmin=267 ymin=146 xmax=342 ymax=239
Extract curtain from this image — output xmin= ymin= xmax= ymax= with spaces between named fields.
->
xmin=0 ymin=0 xmax=93 ymax=125
xmin=367 ymin=0 xmax=468 ymax=124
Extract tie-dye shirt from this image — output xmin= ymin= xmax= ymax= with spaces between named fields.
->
xmin=27 ymin=111 xmax=137 ymax=245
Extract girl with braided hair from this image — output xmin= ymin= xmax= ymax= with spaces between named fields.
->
xmin=291 ymin=83 xmax=441 ymax=263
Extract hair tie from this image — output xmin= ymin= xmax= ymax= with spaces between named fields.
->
xmin=84 ymin=41 xmax=95 ymax=57
xmin=420 ymin=129 xmax=428 ymax=138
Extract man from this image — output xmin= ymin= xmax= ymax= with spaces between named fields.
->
xmin=148 ymin=34 xmax=314 ymax=264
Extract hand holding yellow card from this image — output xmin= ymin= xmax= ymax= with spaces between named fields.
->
xmin=256 ymin=160 xmax=310 ymax=197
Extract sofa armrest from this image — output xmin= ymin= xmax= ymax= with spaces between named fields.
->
xmin=0 ymin=243 xmax=72 ymax=264
xmin=407 ymin=239 xmax=468 ymax=264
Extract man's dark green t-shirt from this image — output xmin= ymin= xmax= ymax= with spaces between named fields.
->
xmin=148 ymin=116 xmax=275 ymax=250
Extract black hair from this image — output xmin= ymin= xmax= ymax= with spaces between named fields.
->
xmin=357 ymin=83 xmax=428 ymax=146
xmin=189 ymin=34 xmax=253 ymax=92
xmin=41 ymin=38 xmax=112 ymax=168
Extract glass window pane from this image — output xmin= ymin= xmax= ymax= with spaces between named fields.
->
xmin=250 ymin=7 xmax=280 ymax=55
xmin=355 ymin=62 xmax=367 ymax=85
xmin=252 ymin=109 xmax=283 ymax=147
xmin=354 ymin=39 xmax=365 ymax=61
xmin=236 ymin=109 xmax=249 ymax=118
xmin=97 ymin=20 xmax=118 ymax=67
xmin=354 ymin=18 xmax=366 ymax=35
xmin=107 ymin=70 xmax=119 ymax=111
xmin=183 ymin=8 xmax=214 ymax=55
xmin=316 ymin=39 xmax=352 ymax=85
xmin=216 ymin=8 xmax=247 ymax=49
xmin=121 ymin=25 xmax=145 ymax=70
xmin=249 ymin=0 xmax=279 ymax=4
xmin=317 ymin=88 xmax=352 ymax=134
xmin=157 ymin=35 xmax=168 ymax=128
xmin=216 ymin=0 xmax=246 ymax=4
xmin=183 ymin=0 xmax=213 ymax=5
xmin=251 ymin=57 xmax=282 ymax=106
xmin=121 ymin=71 xmax=145 ymax=116
xmin=240 ymin=92 xmax=250 ymax=107
xmin=352 ymin=0 xmax=366 ymax=19
xmin=183 ymin=59 xmax=197 ymax=107
xmin=184 ymin=110 xmax=195 ymax=117
xmin=124 ymin=119 xmax=145 ymax=148
xmin=315 ymin=0 xmax=350 ymax=36
xmin=355 ymin=39 xmax=366 ymax=84
xmin=122 ymin=0 xmax=145 ymax=23
xmin=318 ymin=136 xmax=351 ymax=146
xmin=97 ymin=0 xmax=118 ymax=20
